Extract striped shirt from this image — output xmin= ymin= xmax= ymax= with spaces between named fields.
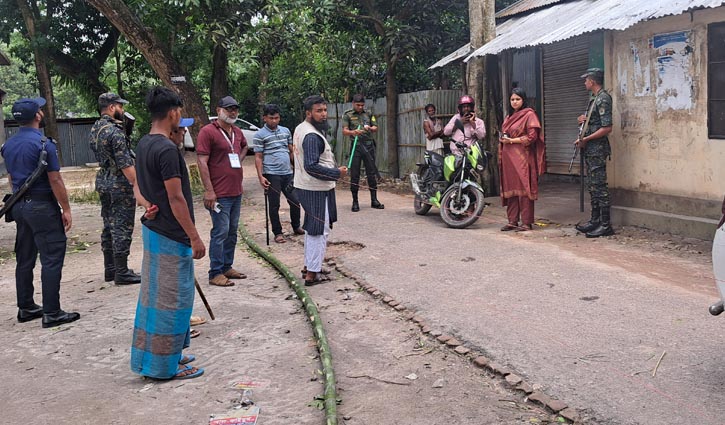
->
xmin=252 ymin=124 xmax=293 ymax=175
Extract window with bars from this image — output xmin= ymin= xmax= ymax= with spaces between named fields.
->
xmin=708 ymin=22 xmax=725 ymax=139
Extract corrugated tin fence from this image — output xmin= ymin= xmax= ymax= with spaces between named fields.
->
xmin=3 ymin=118 xmax=97 ymax=169
xmin=328 ymin=89 xmax=461 ymax=178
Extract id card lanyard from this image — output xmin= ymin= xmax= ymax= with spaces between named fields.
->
xmin=219 ymin=127 xmax=241 ymax=168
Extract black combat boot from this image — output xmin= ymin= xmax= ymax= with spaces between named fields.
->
xmin=586 ymin=206 xmax=615 ymax=238
xmin=114 ymin=255 xmax=141 ymax=285
xmin=103 ymin=250 xmax=116 ymax=282
xmin=575 ymin=204 xmax=600 ymax=233
xmin=370 ymin=190 xmax=385 ymax=209
xmin=351 ymin=191 xmax=360 ymax=212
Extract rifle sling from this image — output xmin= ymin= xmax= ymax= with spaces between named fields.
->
xmin=0 ymin=139 xmax=50 ymax=219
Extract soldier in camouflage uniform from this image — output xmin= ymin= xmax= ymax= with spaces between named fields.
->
xmin=342 ymin=93 xmax=384 ymax=212
xmin=90 ymin=93 xmax=143 ymax=284
xmin=574 ymin=68 xmax=614 ymax=238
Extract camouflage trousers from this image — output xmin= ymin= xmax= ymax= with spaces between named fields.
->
xmin=97 ymin=177 xmax=136 ymax=256
xmin=583 ymin=140 xmax=611 ymax=208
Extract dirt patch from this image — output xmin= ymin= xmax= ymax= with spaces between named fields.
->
xmin=0 ymin=196 xmax=563 ymax=424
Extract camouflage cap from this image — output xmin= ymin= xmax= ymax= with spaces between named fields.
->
xmin=98 ymin=92 xmax=129 ymax=108
xmin=580 ymin=68 xmax=604 ymax=81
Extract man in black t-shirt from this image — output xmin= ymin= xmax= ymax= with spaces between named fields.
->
xmin=130 ymin=87 xmax=206 ymax=380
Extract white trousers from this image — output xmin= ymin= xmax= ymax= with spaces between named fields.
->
xmin=304 ymin=199 xmax=330 ymax=273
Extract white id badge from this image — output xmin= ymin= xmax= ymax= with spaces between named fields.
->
xmin=229 ymin=153 xmax=241 ymax=168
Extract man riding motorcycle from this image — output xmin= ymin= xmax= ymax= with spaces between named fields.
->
xmin=444 ymin=95 xmax=486 ymax=156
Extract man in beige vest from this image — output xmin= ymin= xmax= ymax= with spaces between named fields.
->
xmin=293 ymin=95 xmax=347 ymax=286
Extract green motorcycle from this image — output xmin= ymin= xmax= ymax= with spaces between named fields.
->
xmin=410 ymin=139 xmax=489 ymax=229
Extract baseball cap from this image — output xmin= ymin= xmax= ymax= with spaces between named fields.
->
xmin=580 ymin=68 xmax=604 ymax=80
xmin=218 ymin=96 xmax=239 ymax=108
xmin=179 ymin=117 xmax=194 ymax=128
xmin=98 ymin=92 xmax=129 ymax=108
xmin=12 ymin=97 xmax=46 ymax=122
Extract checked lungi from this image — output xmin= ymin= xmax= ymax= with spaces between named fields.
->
xmin=130 ymin=226 xmax=195 ymax=379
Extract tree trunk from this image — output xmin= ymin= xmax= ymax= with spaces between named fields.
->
xmin=481 ymin=0 xmax=497 ymax=195
xmin=114 ymin=43 xmax=123 ymax=96
xmin=16 ymin=0 xmax=60 ymax=161
xmin=86 ymin=0 xmax=209 ymax=139
xmin=258 ymin=62 xmax=270 ymax=120
xmin=210 ymin=44 xmax=229 ymax=115
xmin=384 ymin=63 xmax=399 ymax=178
xmin=467 ymin=0 xmax=485 ymax=112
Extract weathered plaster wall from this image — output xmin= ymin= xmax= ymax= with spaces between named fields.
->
xmin=609 ymin=7 xmax=725 ymax=203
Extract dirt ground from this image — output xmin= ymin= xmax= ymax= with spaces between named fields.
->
xmin=0 ymin=194 xmax=562 ymax=424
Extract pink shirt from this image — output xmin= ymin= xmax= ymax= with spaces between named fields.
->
xmin=444 ymin=114 xmax=486 ymax=155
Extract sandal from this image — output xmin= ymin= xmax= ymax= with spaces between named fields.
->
xmin=173 ymin=364 xmax=204 ymax=380
xmin=190 ymin=328 xmax=201 ymax=338
xmin=274 ymin=234 xmax=286 ymax=243
xmin=516 ymin=224 xmax=533 ymax=232
xmin=304 ymin=276 xmax=327 ymax=287
xmin=190 ymin=316 xmax=206 ymax=326
xmin=180 ymin=354 xmax=196 ymax=365
xmin=209 ymin=274 xmax=234 ymax=287
xmin=500 ymin=223 xmax=518 ymax=231
xmin=301 ymin=267 xmax=331 ymax=277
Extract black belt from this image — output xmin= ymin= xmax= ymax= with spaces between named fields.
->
xmin=23 ymin=192 xmax=56 ymax=202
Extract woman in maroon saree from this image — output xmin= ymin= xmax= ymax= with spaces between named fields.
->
xmin=498 ymin=88 xmax=546 ymax=231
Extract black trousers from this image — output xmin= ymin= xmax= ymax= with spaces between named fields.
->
xmin=350 ymin=142 xmax=378 ymax=193
xmin=12 ymin=197 xmax=66 ymax=313
xmin=264 ymin=173 xmax=301 ymax=236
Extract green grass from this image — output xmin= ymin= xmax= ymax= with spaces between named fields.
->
xmin=68 ymin=189 xmax=100 ymax=204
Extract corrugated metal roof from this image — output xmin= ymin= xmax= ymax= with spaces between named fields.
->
xmin=496 ymin=0 xmax=568 ymax=19
xmin=429 ymin=43 xmax=472 ymax=69
xmin=467 ymin=0 xmax=725 ymax=59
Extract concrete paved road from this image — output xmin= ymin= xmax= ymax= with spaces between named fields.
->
xmin=244 ymin=174 xmax=724 ymax=425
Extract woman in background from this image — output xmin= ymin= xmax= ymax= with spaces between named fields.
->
xmin=498 ymin=88 xmax=546 ymax=232
xmin=422 ymin=103 xmax=444 ymax=156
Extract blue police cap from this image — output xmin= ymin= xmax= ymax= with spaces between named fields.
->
xmin=12 ymin=97 xmax=46 ymax=122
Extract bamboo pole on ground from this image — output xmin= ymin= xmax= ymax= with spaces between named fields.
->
xmin=239 ymin=222 xmax=338 ymax=425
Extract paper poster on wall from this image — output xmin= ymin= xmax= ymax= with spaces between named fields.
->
xmin=651 ymin=31 xmax=693 ymax=113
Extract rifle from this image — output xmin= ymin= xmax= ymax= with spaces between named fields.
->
xmin=571 ymin=99 xmax=597 ymax=212
xmin=0 ymin=140 xmax=50 ymax=221
xmin=569 ymin=101 xmax=596 ymax=173
xmin=124 ymin=111 xmax=135 ymax=139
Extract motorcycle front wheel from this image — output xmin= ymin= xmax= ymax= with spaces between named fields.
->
xmin=439 ymin=184 xmax=485 ymax=229
xmin=413 ymin=165 xmax=432 ymax=215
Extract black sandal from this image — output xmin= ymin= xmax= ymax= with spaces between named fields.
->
xmin=304 ymin=276 xmax=326 ymax=286
xmin=301 ymin=267 xmax=331 ymax=277
xmin=500 ymin=223 xmax=518 ymax=231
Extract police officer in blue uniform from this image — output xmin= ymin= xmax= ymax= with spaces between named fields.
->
xmin=1 ymin=97 xmax=80 ymax=327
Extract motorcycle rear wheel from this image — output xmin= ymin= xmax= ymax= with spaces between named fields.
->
xmin=439 ymin=185 xmax=485 ymax=229
xmin=413 ymin=165 xmax=432 ymax=215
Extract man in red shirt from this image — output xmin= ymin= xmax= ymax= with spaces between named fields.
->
xmin=196 ymin=96 xmax=249 ymax=287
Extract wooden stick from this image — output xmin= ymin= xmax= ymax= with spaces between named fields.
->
xmin=346 ymin=374 xmax=411 ymax=386
xmin=194 ymin=277 xmax=215 ymax=320
xmin=652 ymin=351 xmax=666 ymax=377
